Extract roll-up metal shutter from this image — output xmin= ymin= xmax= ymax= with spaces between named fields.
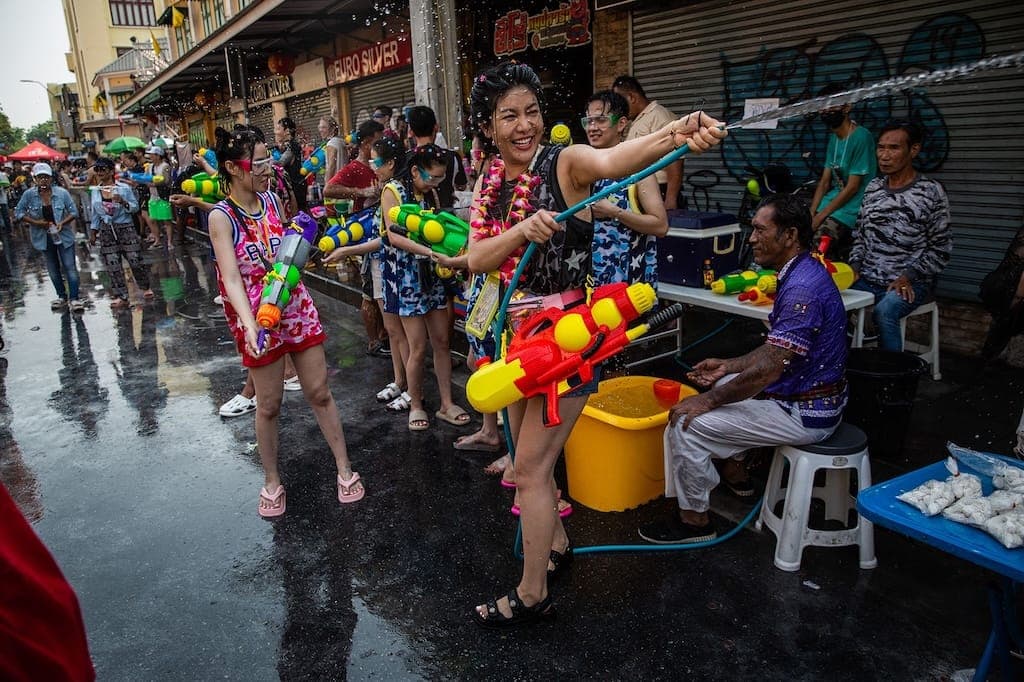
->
xmin=248 ymin=104 xmax=274 ymax=140
xmin=284 ymin=89 xmax=332 ymax=146
xmin=348 ymin=69 xmax=416 ymax=128
xmin=632 ymin=0 xmax=1024 ymax=301
xmin=213 ymin=108 xmax=234 ymax=135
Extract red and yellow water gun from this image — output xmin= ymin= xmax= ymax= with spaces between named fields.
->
xmin=466 ymin=282 xmax=683 ymax=426
xmin=812 ymin=235 xmax=855 ymax=290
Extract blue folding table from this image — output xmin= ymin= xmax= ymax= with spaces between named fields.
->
xmin=858 ymin=457 xmax=1023 ymax=681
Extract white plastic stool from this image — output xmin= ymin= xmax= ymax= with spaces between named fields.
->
xmin=756 ymin=423 xmax=877 ymax=572
xmin=900 ymin=301 xmax=941 ymax=380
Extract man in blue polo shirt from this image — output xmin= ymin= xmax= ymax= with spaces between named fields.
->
xmin=640 ymin=194 xmax=848 ymax=544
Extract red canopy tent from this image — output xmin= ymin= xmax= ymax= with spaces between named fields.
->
xmin=8 ymin=141 xmax=66 ymax=162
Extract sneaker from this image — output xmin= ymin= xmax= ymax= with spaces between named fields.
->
xmin=50 ymin=299 xmax=67 ymax=310
xmin=366 ymin=340 xmax=391 ymax=358
xmin=282 ymin=376 xmax=302 ymax=392
xmin=219 ymin=393 xmax=257 ymax=417
xmin=70 ymin=299 xmax=86 ymax=313
xmin=213 ymin=295 xmax=224 ymax=305
xmin=638 ymin=514 xmax=717 ymax=545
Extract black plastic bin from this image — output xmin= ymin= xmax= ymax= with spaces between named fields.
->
xmin=844 ymin=349 xmax=930 ymax=460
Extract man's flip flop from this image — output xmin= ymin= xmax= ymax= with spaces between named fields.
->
xmin=337 ymin=472 xmax=365 ymax=504
xmin=258 ymin=485 xmax=286 ymax=518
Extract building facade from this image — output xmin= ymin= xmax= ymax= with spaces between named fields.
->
xmin=61 ymin=0 xmax=159 ymax=141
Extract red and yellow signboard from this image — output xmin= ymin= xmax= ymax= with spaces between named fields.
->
xmin=327 ymin=34 xmax=413 ymax=85
xmin=494 ymin=0 xmax=592 ymax=57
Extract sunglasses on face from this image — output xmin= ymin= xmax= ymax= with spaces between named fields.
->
xmin=233 ymin=157 xmax=273 ymax=173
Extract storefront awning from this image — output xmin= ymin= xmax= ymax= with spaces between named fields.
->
xmin=118 ymin=0 xmax=405 ymax=117
xmin=121 ymin=87 xmax=162 ymax=115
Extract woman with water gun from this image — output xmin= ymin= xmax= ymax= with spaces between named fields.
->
xmin=379 ymin=143 xmax=471 ymax=432
xmin=465 ymin=62 xmax=725 ymax=628
xmin=207 ymin=124 xmax=364 ymax=518
xmin=323 ymin=136 xmax=412 ymax=414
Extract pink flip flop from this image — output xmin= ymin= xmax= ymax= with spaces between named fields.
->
xmin=500 ymin=479 xmax=517 ymax=489
xmin=511 ymin=497 xmax=573 ymax=519
xmin=258 ymin=485 xmax=286 ymax=518
xmin=337 ymin=472 xmax=365 ymax=504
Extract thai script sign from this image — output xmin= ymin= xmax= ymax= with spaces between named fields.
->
xmin=494 ymin=0 xmax=592 ymax=56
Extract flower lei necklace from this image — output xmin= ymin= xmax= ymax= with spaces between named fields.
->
xmin=470 ymin=156 xmax=541 ymax=285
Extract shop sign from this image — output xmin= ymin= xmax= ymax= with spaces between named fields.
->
xmin=326 ymin=34 xmax=413 ymax=85
xmin=494 ymin=0 xmax=592 ymax=56
xmin=248 ymin=75 xmax=293 ymax=105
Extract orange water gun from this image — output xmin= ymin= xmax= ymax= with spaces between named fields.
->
xmin=466 ymin=282 xmax=683 ymax=426
xmin=737 ymin=287 xmax=775 ymax=305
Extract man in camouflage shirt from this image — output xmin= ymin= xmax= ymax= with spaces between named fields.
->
xmin=849 ymin=120 xmax=952 ymax=351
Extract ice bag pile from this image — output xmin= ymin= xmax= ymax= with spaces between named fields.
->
xmin=895 ymin=443 xmax=1024 ymax=549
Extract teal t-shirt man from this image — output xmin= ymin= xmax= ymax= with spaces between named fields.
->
xmin=810 ymin=104 xmax=877 ymax=260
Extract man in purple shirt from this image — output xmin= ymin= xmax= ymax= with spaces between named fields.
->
xmin=640 ymin=194 xmax=848 ymax=544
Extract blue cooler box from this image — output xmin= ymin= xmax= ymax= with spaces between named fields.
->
xmin=657 ymin=210 xmax=741 ymax=287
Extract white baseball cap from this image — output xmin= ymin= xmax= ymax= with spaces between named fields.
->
xmin=146 ymin=145 xmax=165 ymax=156
xmin=31 ymin=162 xmax=53 ymax=176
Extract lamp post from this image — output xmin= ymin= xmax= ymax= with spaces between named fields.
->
xmin=19 ymin=79 xmax=58 ymax=146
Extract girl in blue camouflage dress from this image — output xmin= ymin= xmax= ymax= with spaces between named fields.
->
xmin=585 ymin=90 xmax=667 ymax=288
xmin=324 ymin=136 xmax=411 ymax=412
xmin=380 ymin=144 xmax=471 ymax=431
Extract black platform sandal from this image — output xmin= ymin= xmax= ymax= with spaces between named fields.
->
xmin=472 ymin=588 xmax=556 ymax=629
xmin=547 ymin=546 xmax=574 ymax=581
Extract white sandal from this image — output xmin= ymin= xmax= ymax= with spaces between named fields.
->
xmin=219 ymin=393 xmax=256 ymax=417
xmin=376 ymin=382 xmax=403 ymax=402
xmin=385 ymin=391 xmax=413 ymax=412
xmin=283 ymin=376 xmax=302 ymax=391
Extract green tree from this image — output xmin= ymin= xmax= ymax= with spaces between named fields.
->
xmin=25 ymin=120 xmax=56 ymax=144
xmin=0 ymin=106 xmax=25 ymax=152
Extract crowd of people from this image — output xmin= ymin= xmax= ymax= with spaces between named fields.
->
xmin=13 ymin=58 xmax=1024 ymax=644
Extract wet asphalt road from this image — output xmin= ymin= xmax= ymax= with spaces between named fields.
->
xmin=0 ymin=234 xmax=1019 ymax=681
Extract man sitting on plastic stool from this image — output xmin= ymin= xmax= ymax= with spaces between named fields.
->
xmin=639 ymin=194 xmax=849 ymax=544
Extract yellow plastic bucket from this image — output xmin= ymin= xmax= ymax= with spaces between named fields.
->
xmin=564 ymin=376 xmax=696 ymax=512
